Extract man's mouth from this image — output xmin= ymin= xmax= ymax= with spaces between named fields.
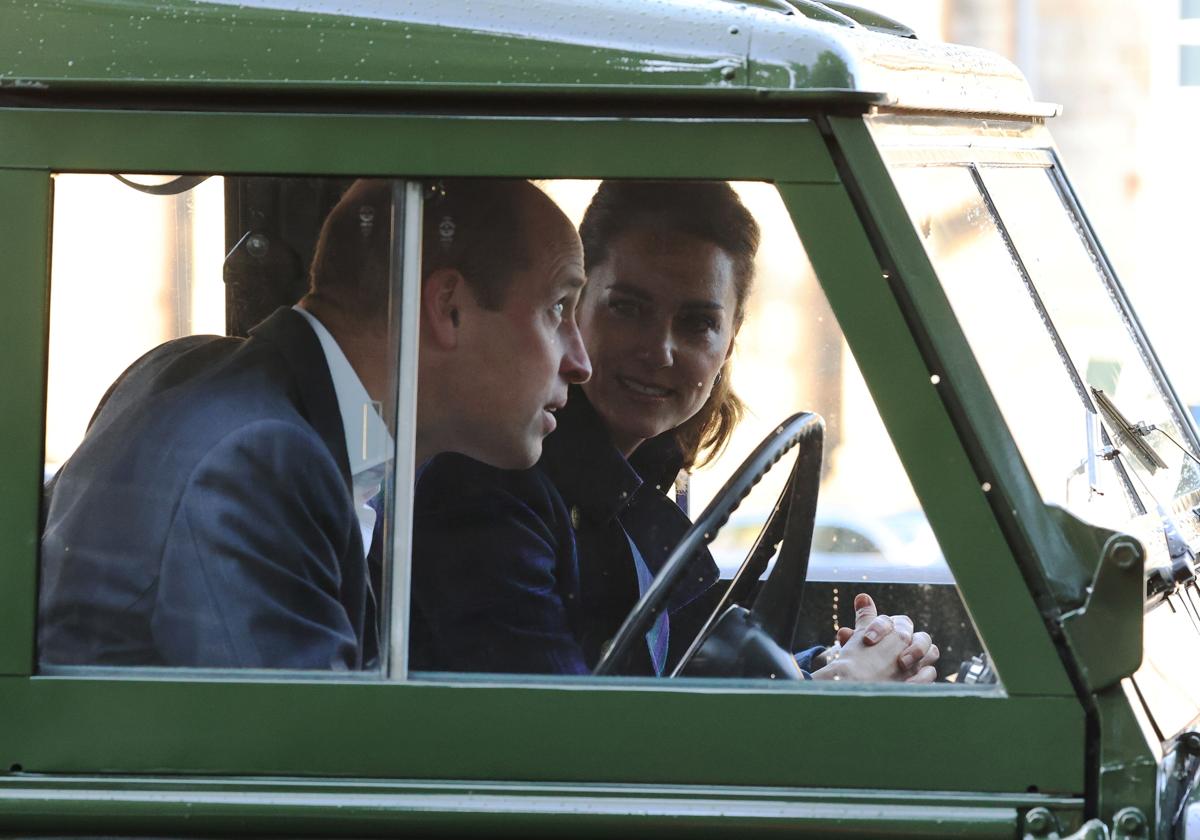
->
xmin=617 ymin=375 xmax=672 ymax=398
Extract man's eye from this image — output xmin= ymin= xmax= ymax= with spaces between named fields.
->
xmin=550 ymin=300 xmax=566 ymax=318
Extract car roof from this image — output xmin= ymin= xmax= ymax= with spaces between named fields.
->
xmin=1 ymin=0 xmax=1055 ymax=117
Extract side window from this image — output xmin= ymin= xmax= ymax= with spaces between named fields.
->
xmin=45 ymin=174 xmax=226 ymax=478
xmin=40 ymin=174 xmax=406 ymax=674
xmin=409 ymin=179 xmax=997 ymax=687
xmin=41 ymin=174 xmax=997 ymax=687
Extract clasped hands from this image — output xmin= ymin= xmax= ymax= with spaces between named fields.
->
xmin=811 ymin=593 xmax=940 ymax=683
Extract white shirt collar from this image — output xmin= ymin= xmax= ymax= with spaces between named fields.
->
xmin=292 ymin=305 xmax=394 ymax=480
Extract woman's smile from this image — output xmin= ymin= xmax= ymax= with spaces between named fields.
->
xmin=616 ymin=374 xmax=673 ymax=399
xmin=578 ymin=226 xmax=738 ymax=456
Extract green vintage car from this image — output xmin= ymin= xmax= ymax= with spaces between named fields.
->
xmin=1 ymin=0 xmax=1196 ymax=837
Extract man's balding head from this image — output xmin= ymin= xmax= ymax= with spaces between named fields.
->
xmin=417 ymin=180 xmax=591 ymax=468
xmin=304 ymin=177 xmax=589 ymax=468
xmin=306 ymin=178 xmax=548 ymax=322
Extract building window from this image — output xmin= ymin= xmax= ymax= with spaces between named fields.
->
xmin=1182 ymin=45 xmax=1200 ymax=84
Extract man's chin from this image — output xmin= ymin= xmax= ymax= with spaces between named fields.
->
xmin=513 ymin=440 xmax=543 ymax=470
xmin=487 ymin=441 xmax=541 ymax=471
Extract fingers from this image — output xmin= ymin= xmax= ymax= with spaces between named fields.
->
xmin=897 ymin=630 xmax=931 ymax=671
xmin=853 ymin=593 xmax=877 ymax=630
xmin=854 ymin=594 xmax=892 ymax=646
xmin=862 ymin=614 xmax=893 ymax=645
xmin=906 ymin=664 xmax=938 ymax=684
xmin=863 ymin=613 xmax=917 ymax=648
xmin=835 ymin=626 xmax=854 ymax=646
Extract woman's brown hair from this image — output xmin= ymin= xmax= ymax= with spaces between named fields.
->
xmin=579 ymin=181 xmax=761 ymax=470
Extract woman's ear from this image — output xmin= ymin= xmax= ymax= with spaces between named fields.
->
xmin=421 ymin=267 xmax=465 ymax=350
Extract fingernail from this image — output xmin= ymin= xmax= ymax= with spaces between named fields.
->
xmin=899 ymin=654 xmax=914 ymax=669
xmin=865 ymin=629 xmax=879 ymax=643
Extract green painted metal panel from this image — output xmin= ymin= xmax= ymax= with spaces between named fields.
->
xmin=0 ymin=0 xmax=857 ymax=104
xmin=0 ymin=1 xmax=1046 ymax=118
xmin=0 ymin=0 xmax=759 ymax=91
xmin=0 ymin=777 xmax=1061 ymax=838
xmin=779 ymin=177 xmax=1074 ymax=698
xmin=0 ymin=677 xmax=1083 ymax=794
xmin=0 ymin=110 xmax=837 ymax=184
xmin=1093 ymin=684 xmax=1158 ymax=828
xmin=0 ymin=169 xmax=48 ymax=678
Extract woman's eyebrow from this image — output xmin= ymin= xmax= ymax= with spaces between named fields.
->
xmin=679 ymin=300 xmax=725 ymax=312
xmin=607 ymin=282 xmax=653 ymax=301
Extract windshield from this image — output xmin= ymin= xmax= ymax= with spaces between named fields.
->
xmin=887 ymin=161 xmax=1200 ymax=546
xmin=978 ymin=165 xmax=1200 ymax=510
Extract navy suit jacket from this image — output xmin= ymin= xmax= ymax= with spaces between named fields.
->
xmin=39 ymin=307 xmax=376 ymax=669
xmin=410 ymin=388 xmax=719 ymax=676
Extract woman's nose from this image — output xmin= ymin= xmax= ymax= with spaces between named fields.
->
xmin=636 ymin=327 xmax=673 ymax=368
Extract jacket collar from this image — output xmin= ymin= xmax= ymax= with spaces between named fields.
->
xmin=249 ymin=307 xmax=353 ymax=493
xmin=540 ymin=386 xmax=685 ymax=524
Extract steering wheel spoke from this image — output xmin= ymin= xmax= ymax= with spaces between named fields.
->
xmin=593 ymin=413 xmax=824 ymax=678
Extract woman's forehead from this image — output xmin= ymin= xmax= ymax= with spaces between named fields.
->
xmin=600 ymin=232 xmax=736 ymax=303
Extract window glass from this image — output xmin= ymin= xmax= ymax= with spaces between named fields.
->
xmin=44 ymin=174 xmax=226 ymax=476
xmin=42 ymin=175 xmax=994 ymax=688
xmin=978 ymin=165 xmax=1200 ymax=511
xmin=40 ymin=174 xmax=405 ymax=674
xmin=889 ymin=165 xmax=1150 ymax=535
xmin=409 ymin=180 xmax=995 ymax=687
xmin=812 ymin=526 xmax=883 ymax=557
xmin=1183 ymin=45 xmax=1200 ymax=85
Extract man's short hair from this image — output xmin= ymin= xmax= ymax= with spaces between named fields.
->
xmin=308 ymin=178 xmax=534 ymax=319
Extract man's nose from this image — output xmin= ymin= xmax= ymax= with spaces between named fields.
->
xmin=562 ymin=321 xmax=592 ymax=384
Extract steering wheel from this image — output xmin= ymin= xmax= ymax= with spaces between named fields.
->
xmin=592 ymin=413 xmax=824 ymax=678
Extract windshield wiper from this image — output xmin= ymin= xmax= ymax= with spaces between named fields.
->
xmin=1090 ymin=387 xmax=1167 ymax=473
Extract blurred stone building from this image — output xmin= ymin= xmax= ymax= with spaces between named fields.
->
xmin=865 ymin=0 xmax=1200 ymax=403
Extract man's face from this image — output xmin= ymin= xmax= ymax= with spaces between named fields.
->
xmin=454 ymin=194 xmax=591 ymax=469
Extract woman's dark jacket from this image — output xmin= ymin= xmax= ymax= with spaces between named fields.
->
xmin=410 ymin=387 xmax=720 ymax=675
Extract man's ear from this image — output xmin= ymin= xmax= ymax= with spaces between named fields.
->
xmin=421 ymin=268 xmax=465 ymax=350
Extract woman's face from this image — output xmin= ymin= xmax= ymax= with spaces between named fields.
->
xmin=578 ymin=226 xmax=738 ymax=456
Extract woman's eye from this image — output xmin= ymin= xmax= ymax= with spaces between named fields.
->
xmin=609 ymin=299 xmax=640 ymax=317
xmin=682 ymin=314 xmax=718 ymax=334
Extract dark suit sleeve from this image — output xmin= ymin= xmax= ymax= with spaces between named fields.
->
xmin=412 ymin=462 xmax=589 ymax=676
xmin=152 ymin=419 xmax=361 ymax=669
